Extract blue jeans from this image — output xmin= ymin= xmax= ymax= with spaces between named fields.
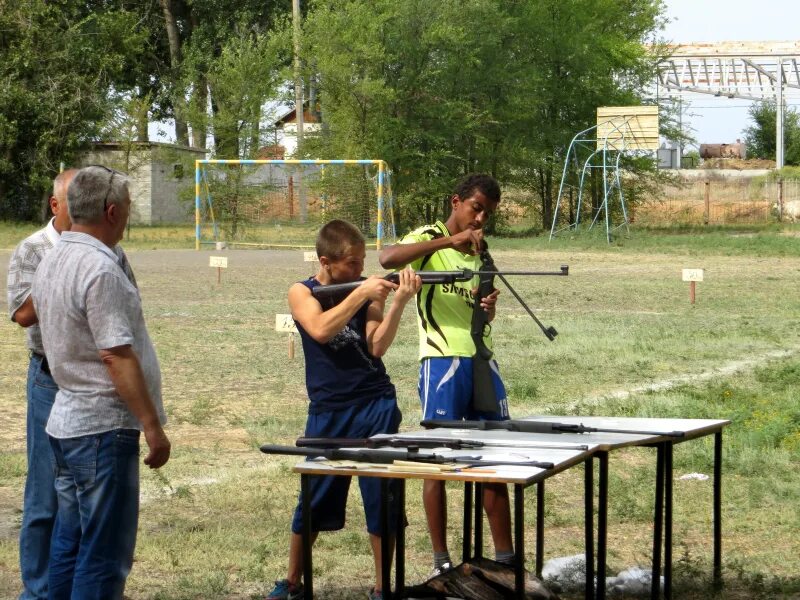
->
xmin=19 ymin=354 xmax=58 ymax=600
xmin=48 ymin=429 xmax=141 ymax=600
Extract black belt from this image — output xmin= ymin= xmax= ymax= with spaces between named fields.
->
xmin=31 ymin=352 xmax=51 ymax=375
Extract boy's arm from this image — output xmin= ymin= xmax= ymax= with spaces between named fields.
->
xmin=378 ymin=229 xmax=485 ymax=269
xmin=365 ymin=268 xmax=422 ymax=357
xmin=289 ymin=277 xmax=398 ymax=344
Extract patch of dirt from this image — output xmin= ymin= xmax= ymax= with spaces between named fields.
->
xmin=700 ymin=157 xmax=776 ymax=170
xmin=0 ymin=486 xmax=22 ymax=541
xmin=168 ymin=423 xmax=253 ymax=452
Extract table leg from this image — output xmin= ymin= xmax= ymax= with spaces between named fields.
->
xmin=381 ymin=478 xmax=392 ymax=599
xmin=396 ymin=479 xmax=406 ymax=597
xmin=664 ymin=444 xmax=673 ymax=600
xmin=463 ymin=482 xmax=473 ymax=562
xmin=474 ymin=482 xmax=484 ymax=559
xmin=515 ymin=484 xmax=525 ymax=600
xmin=301 ymin=474 xmax=313 ymax=600
xmin=597 ymin=451 xmax=608 ymax=600
xmin=536 ymin=481 xmax=545 ymax=578
xmin=585 ymin=457 xmax=595 ymax=600
xmin=713 ymin=431 xmax=723 ymax=590
xmin=651 ymin=444 xmax=665 ymax=600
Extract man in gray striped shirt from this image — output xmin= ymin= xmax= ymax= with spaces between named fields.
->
xmin=6 ymin=168 xmax=136 ymax=600
xmin=31 ymin=166 xmax=170 ymax=600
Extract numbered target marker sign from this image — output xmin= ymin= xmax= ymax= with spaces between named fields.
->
xmin=276 ymin=313 xmax=298 ymax=358
xmin=682 ymin=268 xmax=704 ymax=305
xmin=210 ymin=256 xmax=228 ymax=284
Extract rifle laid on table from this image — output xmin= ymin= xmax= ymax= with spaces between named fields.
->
xmin=420 ymin=419 xmax=686 ymax=438
xmin=296 ymin=436 xmax=588 ymax=451
xmin=310 ymin=266 xmax=568 ymax=310
xmin=260 ymin=444 xmax=555 ymax=470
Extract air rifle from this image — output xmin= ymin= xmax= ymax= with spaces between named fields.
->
xmin=296 ymin=436 xmax=588 ymax=451
xmin=260 ymin=444 xmax=554 ymax=469
xmin=420 ymin=419 xmax=686 ymax=438
xmin=311 ymin=266 xmax=568 ymax=310
xmin=470 ymin=246 xmax=568 ymax=412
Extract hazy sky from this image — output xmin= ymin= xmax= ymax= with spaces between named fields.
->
xmin=661 ymin=0 xmax=800 ymax=146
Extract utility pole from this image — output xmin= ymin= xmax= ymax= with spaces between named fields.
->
xmin=292 ymin=0 xmax=307 ymax=221
xmin=776 ymin=57 xmax=785 ymax=169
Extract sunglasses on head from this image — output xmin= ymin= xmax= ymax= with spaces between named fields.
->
xmin=86 ymin=165 xmax=119 ymax=211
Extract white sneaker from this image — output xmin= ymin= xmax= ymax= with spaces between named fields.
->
xmin=429 ymin=561 xmax=454 ymax=578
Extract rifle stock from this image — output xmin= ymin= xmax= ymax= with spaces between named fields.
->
xmin=471 ymin=248 xmax=501 ymax=413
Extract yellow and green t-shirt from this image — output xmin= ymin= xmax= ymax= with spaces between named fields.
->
xmin=398 ymin=221 xmax=493 ymax=360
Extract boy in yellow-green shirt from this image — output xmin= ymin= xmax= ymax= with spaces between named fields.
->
xmin=379 ymin=173 xmax=514 ymax=574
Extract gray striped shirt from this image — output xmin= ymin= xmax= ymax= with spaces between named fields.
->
xmin=31 ymin=231 xmax=164 ymax=438
xmin=7 ymin=219 xmax=136 ymax=354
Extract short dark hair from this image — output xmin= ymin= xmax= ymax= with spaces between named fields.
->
xmin=453 ymin=173 xmax=501 ymax=204
xmin=316 ymin=219 xmax=365 ymax=261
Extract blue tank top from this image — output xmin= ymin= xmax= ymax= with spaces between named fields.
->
xmin=296 ymin=277 xmax=395 ymax=413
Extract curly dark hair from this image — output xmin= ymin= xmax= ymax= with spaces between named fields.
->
xmin=453 ymin=173 xmax=501 ymax=204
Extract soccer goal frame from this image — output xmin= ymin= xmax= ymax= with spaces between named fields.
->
xmin=194 ymin=159 xmax=396 ymax=250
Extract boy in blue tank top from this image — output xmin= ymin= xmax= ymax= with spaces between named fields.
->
xmin=267 ymin=220 xmax=421 ymax=600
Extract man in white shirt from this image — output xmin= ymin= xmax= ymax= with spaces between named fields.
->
xmin=7 ymin=169 xmax=136 ymax=600
xmin=31 ymin=165 xmax=170 ymax=599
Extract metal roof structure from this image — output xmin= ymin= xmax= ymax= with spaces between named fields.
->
xmin=655 ymin=41 xmax=800 ymax=167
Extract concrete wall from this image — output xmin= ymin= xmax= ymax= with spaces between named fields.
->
xmin=79 ymin=143 xmax=205 ymax=225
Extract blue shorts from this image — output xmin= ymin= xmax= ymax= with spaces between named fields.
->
xmin=419 ymin=357 xmax=509 ymax=421
xmin=291 ymin=395 xmax=402 ymax=535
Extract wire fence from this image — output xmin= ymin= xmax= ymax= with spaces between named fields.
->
xmin=634 ymin=177 xmax=800 ymax=225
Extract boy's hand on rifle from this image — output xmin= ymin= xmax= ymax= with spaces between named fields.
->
xmin=360 ymin=276 xmax=396 ymax=303
xmin=450 ymin=228 xmax=484 ymax=255
xmin=473 ymin=287 xmax=500 ymax=318
xmin=393 ymin=267 xmax=422 ymax=305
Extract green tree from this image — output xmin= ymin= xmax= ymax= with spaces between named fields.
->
xmin=0 ymin=0 xmax=149 ymax=219
xmin=743 ymin=101 xmax=800 ymax=166
xmin=300 ymin=0 xmax=666 ymax=231
xmin=153 ymin=0 xmax=291 ymax=154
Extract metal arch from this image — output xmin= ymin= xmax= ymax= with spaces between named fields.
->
xmin=551 ymin=116 xmax=639 ymax=243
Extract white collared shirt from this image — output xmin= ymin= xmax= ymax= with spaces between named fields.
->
xmin=7 ymin=220 xmax=138 ymax=354
xmin=7 ymin=219 xmax=63 ymax=353
xmin=31 ymin=231 xmax=164 ymax=438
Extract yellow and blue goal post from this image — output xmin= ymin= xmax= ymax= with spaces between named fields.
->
xmin=194 ymin=159 xmax=397 ymax=250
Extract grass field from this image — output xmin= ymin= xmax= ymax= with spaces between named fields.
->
xmin=0 ymin=224 xmax=799 ymax=599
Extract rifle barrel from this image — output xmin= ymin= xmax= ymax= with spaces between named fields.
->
xmin=421 ymin=420 xmax=685 ymax=438
xmin=296 ymin=436 xmax=483 ymax=450
xmin=261 ymin=443 xmax=554 ymax=469
xmin=483 ymin=268 xmax=569 ymax=276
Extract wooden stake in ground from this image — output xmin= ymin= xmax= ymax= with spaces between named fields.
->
xmin=682 ymin=268 xmax=704 ymax=305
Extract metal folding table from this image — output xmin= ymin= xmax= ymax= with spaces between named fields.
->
xmin=287 ymin=416 xmax=729 ymax=600
xmin=515 ymin=416 xmax=731 ymax=600
xmin=293 ymin=442 xmax=593 ymax=600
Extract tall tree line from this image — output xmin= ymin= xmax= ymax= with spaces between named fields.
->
xmin=0 ymin=0 xmax=289 ymax=219
xmin=0 ymin=0 xmax=666 ymax=225
xmin=300 ymin=0 xmax=667 ymax=230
